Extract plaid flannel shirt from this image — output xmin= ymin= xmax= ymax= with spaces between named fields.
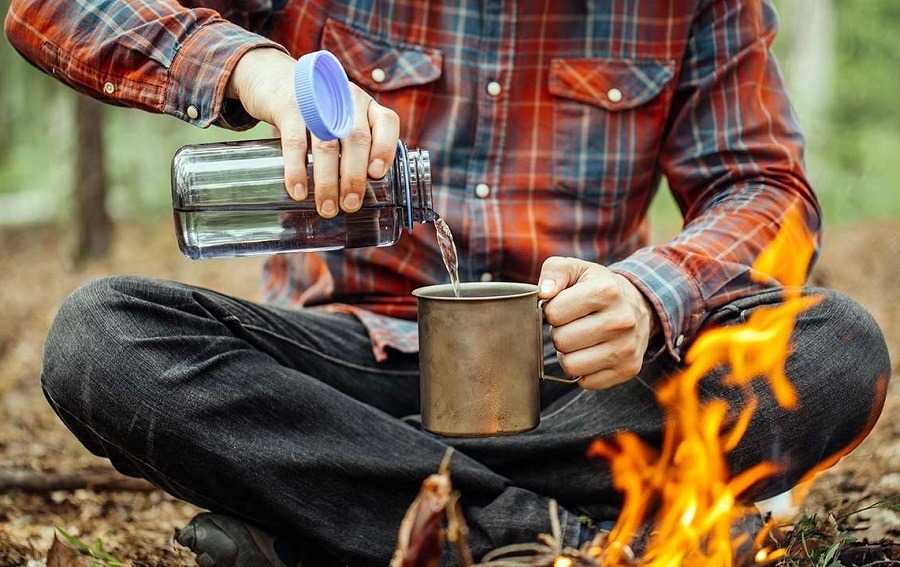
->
xmin=6 ymin=0 xmax=820 ymax=362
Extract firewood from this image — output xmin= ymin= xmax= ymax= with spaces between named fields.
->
xmin=0 ymin=468 xmax=155 ymax=493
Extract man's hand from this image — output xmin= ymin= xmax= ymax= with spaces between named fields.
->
xmin=538 ymin=257 xmax=658 ymax=390
xmin=225 ymin=48 xmax=400 ymax=218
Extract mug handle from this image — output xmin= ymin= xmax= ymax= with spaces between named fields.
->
xmin=537 ymin=298 xmax=584 ymax=385
xmin=542 ymin=373 xmax=584 ymax=384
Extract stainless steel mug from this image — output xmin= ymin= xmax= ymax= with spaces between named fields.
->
xmin=412 ymin=282 xmax=581 ymax=437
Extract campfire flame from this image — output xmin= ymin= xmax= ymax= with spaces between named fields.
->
xmin=587 ymin=203 xmax=819 ymax=566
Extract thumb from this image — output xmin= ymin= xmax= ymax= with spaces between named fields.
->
xmin=537 ymin=256 xmax=591 ymax=299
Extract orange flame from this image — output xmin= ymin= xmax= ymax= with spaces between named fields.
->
xmin=588 ymin=203 xmax=820 ymax=566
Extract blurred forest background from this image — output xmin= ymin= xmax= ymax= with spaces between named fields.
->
xmin=0 ymin=0 xmax=898 ymax=564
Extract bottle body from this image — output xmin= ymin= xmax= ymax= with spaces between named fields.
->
xmin=172 ymin=139 xmax=433 ymax=259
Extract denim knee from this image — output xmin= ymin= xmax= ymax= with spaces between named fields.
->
xmin=41 ymin=276 xmax=148 ymax=419
xmin=804 ymin=288 xmax=890 ymax=450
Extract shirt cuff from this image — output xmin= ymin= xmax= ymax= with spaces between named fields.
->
xmin=610 ymin=248 xmax=706 ymax=361
xmin=165 ymin=21 xmax=289 ymax=129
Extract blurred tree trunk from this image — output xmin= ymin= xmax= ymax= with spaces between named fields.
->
xmin=779 ymin=0 xmax=834 ymax=132
xmin=72 ymin=95 xmax=111 ymax=264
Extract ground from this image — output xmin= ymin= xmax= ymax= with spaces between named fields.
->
xmin=0 ymin=218 xmax=897 ymax=565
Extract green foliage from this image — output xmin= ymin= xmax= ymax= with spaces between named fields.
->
xmin=774 ymin=496 xmax=900 ymax=566
xmin=775 ymin=0 xmax=900 ymax=224
xmin=56 ymin=527 xmax=124 ymax=567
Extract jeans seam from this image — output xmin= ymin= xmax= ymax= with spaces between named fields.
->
xmin=242 ymin=323 xmax=420 ymax=376
xmin=42 ymin=384 xmax=262 ymax=525
xmin=541 ymin=389 xmax=588 ymax=420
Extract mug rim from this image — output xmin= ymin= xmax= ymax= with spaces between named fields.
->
xmin=412 ymin=281 xmax=538 ymax=301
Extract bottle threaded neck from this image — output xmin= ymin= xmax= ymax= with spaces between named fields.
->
xmin=395 ymin=142 xmax=435 ymax=228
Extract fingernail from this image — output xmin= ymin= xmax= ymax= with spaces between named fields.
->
xmin=369 ymin=159 xmax=385 ymax=178
xmin=321 ymin=199 xmax=337 ymax=216
xmin=540 ymin=279 xmax=555 ymax=295
xmin=293 ymin=183 xmax=306 ymax=200
xmin=343 ymin=193 xmax=361 ymax=211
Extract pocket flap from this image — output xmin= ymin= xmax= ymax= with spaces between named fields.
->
xmin=321 ymin=18 xmax=443 ymax=92
xmin=548 ymin=57 xmax=675 ymax=110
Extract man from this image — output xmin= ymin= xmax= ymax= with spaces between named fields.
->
xmin=5 ymin=1 xmax=890 ymax=565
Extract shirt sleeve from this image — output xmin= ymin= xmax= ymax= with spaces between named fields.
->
xmin=609 ymin=0 xmax=821 ymax=361
xmin=3 ymin=0 xmax=289 ymax=130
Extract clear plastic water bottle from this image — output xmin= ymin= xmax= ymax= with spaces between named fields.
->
xmin=170 ymin=50 xmax=434 ymax=259
xmin=171 ymin=139 xmax=433 ymax=259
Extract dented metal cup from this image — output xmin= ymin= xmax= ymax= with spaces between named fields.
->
xmin=412 ymin=282 xmax=580 ymax=437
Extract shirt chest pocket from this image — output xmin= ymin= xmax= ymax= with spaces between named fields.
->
xmin=321 ymin=18 xmax=443 ymax=144
xmin=549 ymin=57 xmax=676 ymax=206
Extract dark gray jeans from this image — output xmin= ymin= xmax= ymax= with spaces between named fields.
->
xmin=41 ymin=276 xmax=890 ymax=565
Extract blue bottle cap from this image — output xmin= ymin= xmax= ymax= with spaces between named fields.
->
xmin=293 ymin=50 xmax=354 ymax=141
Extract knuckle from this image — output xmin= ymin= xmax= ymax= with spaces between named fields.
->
xmin=552 ymin=334 xmax=572 ymax=354
xmin=549 ymin=327 xmax=562 ymax=346
xmin=544 ymin=307 xmax=562 ymax=327
xmin=383 ymin=107 xmax=400 ymax=124
xmin=315 ymin=179 xmax=338 ymax=194
xmin=347 ymin=127 xmax=372 ymax=146
xmin=281 ymin=132 xmax=307 ymax=151
xmin=373 ymin=103 xmax=399 ymax=122
xmin=582 ymin=372 xmax=609 ymax=390
xmin=346 ymin=175 xmax=367 ymax=193
xmin=600 ymin=282 xmax=621 ymax=302
xmin=617 ymin=312 xmax=638 ymax=330
xmin=623 ymin=359 xmax=642 ymax=377
xmin=543 ymin=256 xmax=565 ymax=270
xmin=557 ymin=353 xmax=574 ymax=375
xmin=313 ymin=139 xmax=340 ymax=154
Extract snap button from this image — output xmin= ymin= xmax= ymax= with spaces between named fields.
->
xmin=103 ymin=82 xmax=115 ymax=95
xmin=474 ymin=183 xmax=491 ymax=199
xmin=480 ymin=272 xmax=493 ymax=282
xmin=607 ymin=87 xmax=623 ymax=103
xmin=486 ymin=81 xmax=502 ymax=97
xmin=186 ymin=105 xmax=199 ymax=120
xmin=371 ymin=68 xmax=386 ymax=83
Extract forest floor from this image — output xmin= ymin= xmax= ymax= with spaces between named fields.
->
xmin=0 ymin=218 xmax=897 ymax=565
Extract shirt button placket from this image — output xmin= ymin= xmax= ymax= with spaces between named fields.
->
xmin=466 ymin=0 xmax=507 ymax=286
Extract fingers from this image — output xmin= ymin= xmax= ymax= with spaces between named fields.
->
xmin=543 ymin=270 xmax=621 ymax=326
xmin=580 ymin=369 xmax=635 ymax=390
xmin=311 ymin=135 xmax=340 ymax=218
xmin=339 ymin=88 xmax=374 ymax=213
xmin=278 ymin=117 xmax=309 ymax=201
xmin=550 ymin=308 xmax=638 ymax=354
xmin=538 ymin=256 xmax=592 ymax=299
xmin=367 ymin=101 xmax=400 ymax=178
xmin=556 ymin=338 xmax=642 ymax=389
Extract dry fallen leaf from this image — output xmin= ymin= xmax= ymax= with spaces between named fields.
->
xmin=47 ymin=533 xmax=89 ymax=567
xmin=391 ymin=449 xmax=456 ymax=567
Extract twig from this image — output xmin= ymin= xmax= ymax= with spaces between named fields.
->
xmin=0 ymin=468 xmax=156 ymax=493
xmin=447 ymin=492 xmax=475 ymax=567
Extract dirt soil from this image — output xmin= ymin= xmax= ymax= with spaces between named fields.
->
xmin=0 ymin=219 xmax=897 ymax=565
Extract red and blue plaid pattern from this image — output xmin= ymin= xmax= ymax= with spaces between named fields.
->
xmin=6 ymin=0 xmax=820 ymax=362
